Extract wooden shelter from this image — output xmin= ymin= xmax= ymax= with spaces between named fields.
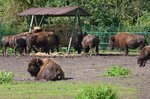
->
xmin=18 ymin=6 xmax=91 ymax=54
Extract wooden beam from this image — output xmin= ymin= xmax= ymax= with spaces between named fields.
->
xmin=67 ymin=9 xmax=79 ymax=54
xmin=34 ymin=16 xmax=38 ymax=26
xmin=78 ymin=11 xmax=82 ymax=35
xmin=39 ymin=15 xmax=45 ymax=26
xmin=29 ymin=15 xmax=34 ymax=32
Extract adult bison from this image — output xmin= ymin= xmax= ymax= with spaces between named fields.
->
xmin=109 ymin=32 xmax=148 ymax=55
xmin=81 ymin=34 xmax=100 ymax=55
xmin=26 ymin=31 xmax=60 ymax=54
xmin=72 ymin=33 xmax=85 ymax=54
xmin=14 ymin=34 xmax=28 ymax=55
xmin=27 ymin=58 xmax=65 ymax=81
xmin=137 ymin=46 xmax=150 ymax=67
xmin=1 ymin=35 xmax=16 ymax=55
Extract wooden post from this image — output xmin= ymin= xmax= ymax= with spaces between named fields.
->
xmin=29 ymin=15 xmax=34 ymax=32
xmin=78 ymin=11 xmax=82 ymax=35
xmin=34 ymin=16 xmax=38 ymax=26
xmin=67 ymin=10 xmax=79 ymax=54
xmin=39 ymin=15 xmax=45 ymax=26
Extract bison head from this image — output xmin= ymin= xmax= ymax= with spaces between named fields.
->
xmin=27 ymin=58 xmax=43 ymax=77
xmin=108 ymin=36 xmax=115 ymax=50
xmin=137 ymin=58 xmax=146 ymax=67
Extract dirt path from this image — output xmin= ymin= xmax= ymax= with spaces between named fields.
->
xmin=0 ymin=55 xmax=150 ymax=99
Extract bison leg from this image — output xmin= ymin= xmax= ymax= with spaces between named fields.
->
xmin=123 ymin=46 xmax=128 ymax=56
xmin=96 ymin=45 xmax=99 ymax=55
xmin=83 ymin=47 xmax=89 ymax=55
xmin=56 ymin=46 xmax=59 ymax=52
xmin=2 ymin=47 xmax=7 ymax=56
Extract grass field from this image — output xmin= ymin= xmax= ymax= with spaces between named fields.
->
xmin=0 ymin=81 xmax=136 ymax=99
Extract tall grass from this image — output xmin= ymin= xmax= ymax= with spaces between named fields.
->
xmin=75 ymin=86 xmax=118 ymax=99
xmin=0 ymin=71 xmax=14 ymax=84
xmin=103 ymin=65 xmax=131 ymax=77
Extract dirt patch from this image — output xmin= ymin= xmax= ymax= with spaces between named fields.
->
xmin=0 ymin=55 xmax=150 ymax=99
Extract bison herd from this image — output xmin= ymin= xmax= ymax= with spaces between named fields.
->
xmin=1 ymin=30 xmax=150 ymax=81
xmin=1 ymin=29 xmax=60 ymax=55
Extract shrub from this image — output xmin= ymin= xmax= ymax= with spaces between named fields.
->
xmin=75 ymin=86 xmax=118 ymax=99
xmin=103 ymin=65 xmax=131 ymax=77
xmin=0 ymin=71 xmax=14 ymax=84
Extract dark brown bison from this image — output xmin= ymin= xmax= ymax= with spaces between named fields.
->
xmin=27 ymin=58 xmax=65 ymax=81
xmin=14 ymin=34 xmax=28 ymax=55
xmin=81 ymin=34 xmax=100 ymax=55
xmin=1 ymin=32 xmax=30 ymax=55
xmin=72 ymin=33 xmax=85 ymax=54
xmin=26 ymin=31 xmax=60 ymax=54
xmin=137 ymin=46 xmax=150 ymax=67
xmin=109 ymin=32 xmax=148 ymax=55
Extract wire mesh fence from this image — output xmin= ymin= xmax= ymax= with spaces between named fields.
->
xmin=87 ymin=31 xmax=150 ymax=50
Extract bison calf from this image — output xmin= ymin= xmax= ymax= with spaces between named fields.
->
xmin=137 ymin=46 xmax=150 ymax=67
xmin=27 ymin=58 xmax=65 ymax=81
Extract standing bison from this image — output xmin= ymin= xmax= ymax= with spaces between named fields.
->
xmin=1 ymin=32 xmax=30 ymax=56
xmin=109 ymin=32 xmax=148 ymax=55
xmin=26 ymin=31 xmax=60 ymax=54
xmin=137 ymin=46 xmax=150 ymax=67
xmin=1 ymin=35 xmax=16 ymax=55
xmin=81 ymin=34 xmax=100 ymax=55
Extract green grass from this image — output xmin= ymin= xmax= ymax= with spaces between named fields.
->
xmin=103 ymin=65 xmax=131 ymax=77
xmin=101 ymin=49 xmax=139 ymax=55
xmin=0 ymin=71 xmax=14 ymax=84
xmin=75 ymin=86 xmax=118 ymax=99
xmin=0 ymin=81 xmax=136 ymax=99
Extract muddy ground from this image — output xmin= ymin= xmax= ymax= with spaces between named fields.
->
xmin=0 ymin=54 xmax=150 ymax=99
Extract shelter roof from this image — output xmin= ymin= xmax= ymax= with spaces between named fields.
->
xmin=18 ymin=6 xmax=91 ymax=16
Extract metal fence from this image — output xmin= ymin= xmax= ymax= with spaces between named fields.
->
xmin=87 ymin=32 xmax=150 ymax=50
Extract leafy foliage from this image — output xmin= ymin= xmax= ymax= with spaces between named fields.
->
xmin=103 ymin=65 xmax=131 ymax=77
xmin=0 ymin=0 xmax=150 ymax=34
xmin=75 ymin=86 xmax=118 ymax=99
xmin=0 ymin=71 xmax=14 ymax=84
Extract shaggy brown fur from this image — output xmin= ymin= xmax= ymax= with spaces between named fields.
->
xmin=109 ymin=32 xmax=147 ymax=55
xmin=137 ymin=46 xmax=150 ymax=67
xmin=27 ymin=58 xmax=65 ymax=81
xmin=81 ymin=34 xmax=100 ymax=55
xmin=26 ymin=31 xmax=60 ymax=54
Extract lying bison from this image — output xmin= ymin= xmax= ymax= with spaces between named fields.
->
xmin=109 ymin=32 xmax=148 ymax=55
xmin=81 ymin=34 xmax=100 ymax=55
xmin=27 ymin=58 xmax=65 ymax=81
xmin=137 ymin=46 xmax=150 ymax=67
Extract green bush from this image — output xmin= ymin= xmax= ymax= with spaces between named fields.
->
xmin=103 ymin=65 xmax=131 ymax=77
xmin=0 ymin=71 xmax=14 ymax=84
xmin=75 ymin=86 xmax=118 ymax=99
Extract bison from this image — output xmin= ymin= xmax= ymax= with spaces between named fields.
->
xmin=109 ymin=32 xmax=148 ymax=55
xmin=27 ymin=58 xmax=65 ymax=81
xmin=137 ymin=46 xmax=150 ymax=67
xmin=1 ymin=32 xmax=30 ymax=56
xmin=26 ymin=31 xmax=60 ymax=54
xmin=1 ymin=35 xmax=17 ymax=55
xmin=14 ymin=34 xmax=28 ymax=55
xmin=72 ymin=33 xmax=85 ymax=54
xmin=81 ymin=34 xmax=100 ymax=55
